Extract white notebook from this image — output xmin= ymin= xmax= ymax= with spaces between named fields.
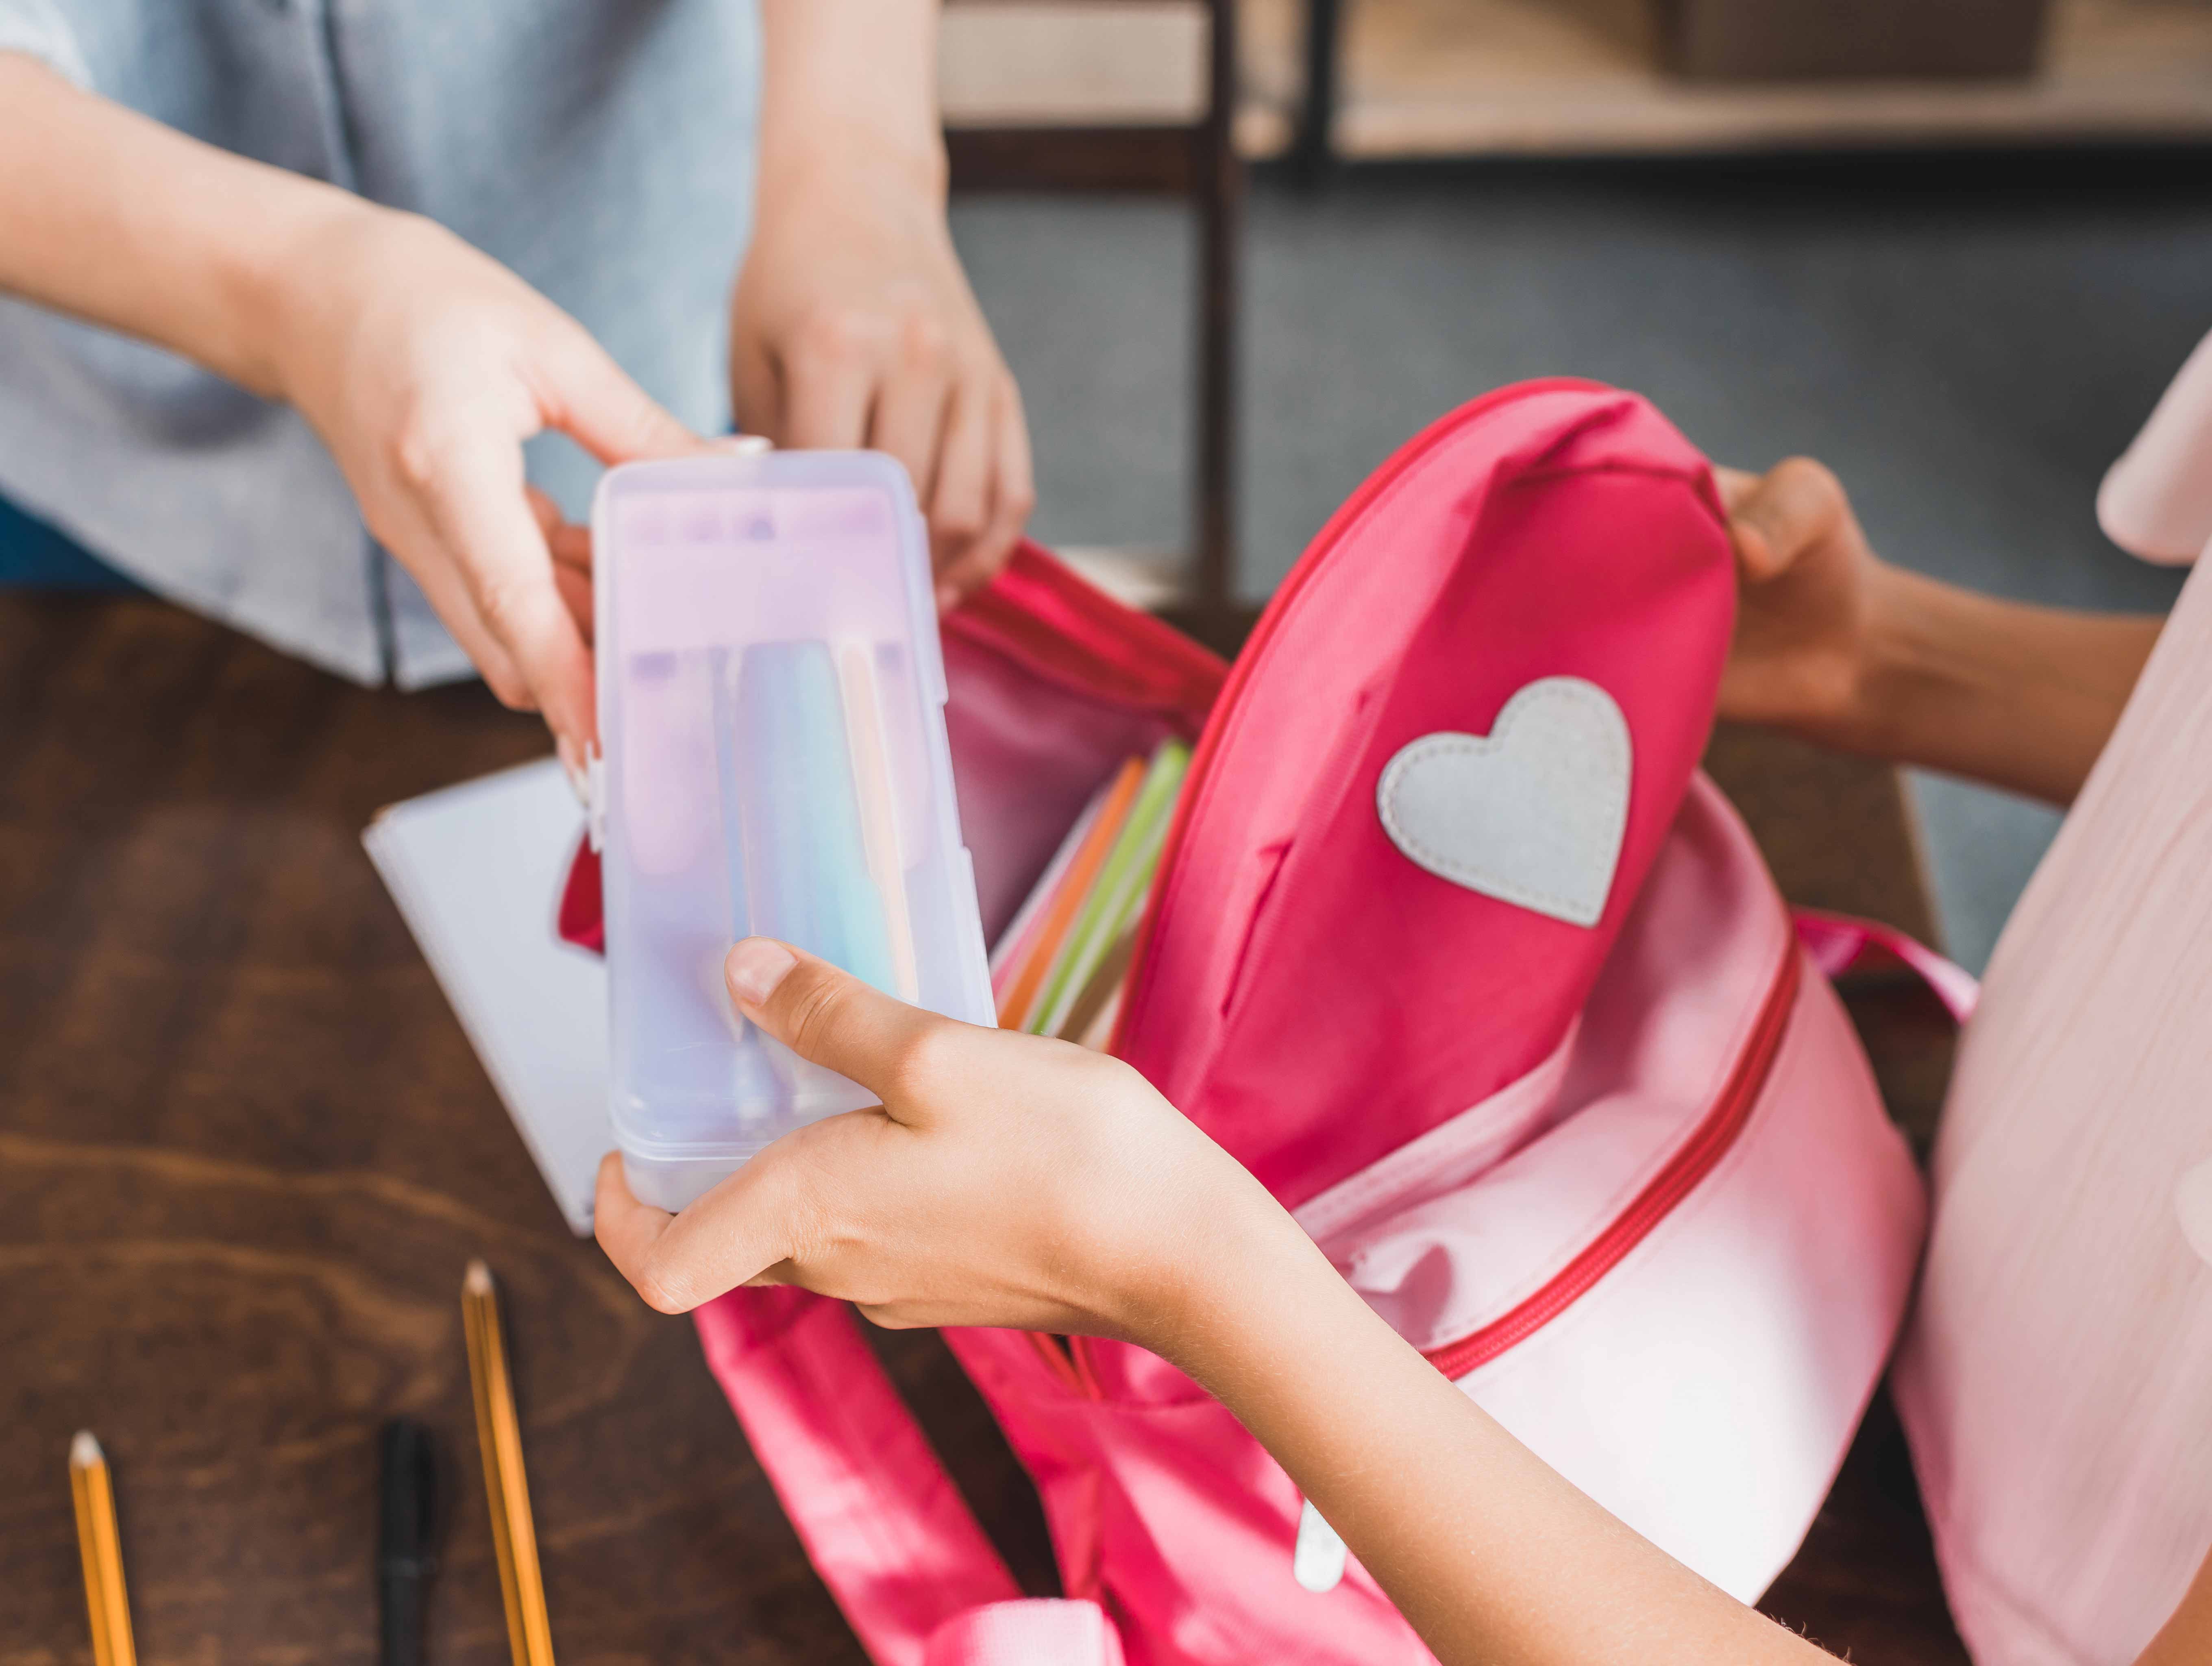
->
xmin=363 ymin=757 xmax=609 ymax=1235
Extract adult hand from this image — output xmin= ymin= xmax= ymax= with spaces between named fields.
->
xmin=732 ymin=144 xmax=1035 ymax=610
xmin=273 ymin=206 xmax=704 ymax=767
xmin=1714 ymin=458 xmax=1892 ymax=744
xmin=594 ymin=938 xmax=1287 ymax=1339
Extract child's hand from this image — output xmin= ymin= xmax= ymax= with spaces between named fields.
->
xmin=593 ymin=938 xmax=1291 ymax=1340
xmin=1715 ymin=458 xmax=1893 ymax=744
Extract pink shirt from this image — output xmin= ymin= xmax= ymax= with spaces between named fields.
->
xmin=1895 ymin=330 xmax=2212 ymax=1666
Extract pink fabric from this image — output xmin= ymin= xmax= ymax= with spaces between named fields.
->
xmin=937 ymin=781 xmax=1922 ymax=1637
xmin=1792 ymin=907 xmax=1980 ymax=1024
xmin=692 ymin=1289 xmax=1022 ymax=1666
xmin=1297 ymin=776 xmax=1796 ymax=1356
xmin=924 ymin=1601 xmax=1126 ymax=1666
xmin=1894 ymin=558 xmax=2212 ymax=1666
xmin=673 ymin=383 xmax=1926 ymax=1663
xmin=1119 ymin=382 xmax=1738 ymax=1210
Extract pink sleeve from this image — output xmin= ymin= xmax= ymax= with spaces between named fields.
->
xmin=2099 ymin=329 xmax=2212 ymax=565
xmin=1892 ymin=554 xmax=2212 ymax=1666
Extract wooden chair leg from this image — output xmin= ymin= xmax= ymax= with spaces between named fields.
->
xmin=1292 ymin=0 xmax=1344 ymax=186
xmin=1195 ymin=0 xmax=1244 ymax=632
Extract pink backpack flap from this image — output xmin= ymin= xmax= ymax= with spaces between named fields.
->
xmin=571 ymin=382 xmax=1932 ymax=1664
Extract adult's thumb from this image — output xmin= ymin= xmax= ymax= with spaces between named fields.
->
xmin=726 ymin=938 xmax=939 ymax=1105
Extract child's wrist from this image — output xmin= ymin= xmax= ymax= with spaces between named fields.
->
xmin=1128 ymin=1180 xmax=1349 ymax=1385
xmin=1797 ymin=558 xmax=1917 ymax=757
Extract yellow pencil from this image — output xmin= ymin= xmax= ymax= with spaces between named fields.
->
xmin=462 ymin=1259 xmax=557 ymax=1666
xmin=69 ymin=1431 xmax=137 ymax=1666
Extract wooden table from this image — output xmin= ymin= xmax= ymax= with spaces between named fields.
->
xmin=1 ymin=593 xmax=1966 ymax=1663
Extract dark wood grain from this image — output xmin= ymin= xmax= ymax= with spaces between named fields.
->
xmin=2 ymin=595 xmax=1963 ymax=1662
xmin=0 ymin=595 xmax=935 ymax=1665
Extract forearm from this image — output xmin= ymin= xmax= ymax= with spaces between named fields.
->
xmin=0 ymin=52 xmax=369 ymax=399
xmin=1828 ymin=565 xmax=2161 ymax=806
xmin=1154 ymin=1206 xmax=1824 ymax=1666
xmin=756 ymin=0 xmax=945 ymax=199
xmin=2138 ymin=1548 xmax=2212 ymax=1666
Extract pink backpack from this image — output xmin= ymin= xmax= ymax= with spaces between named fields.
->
xmin=567 ymin=381 xmax=1944 ymax=1664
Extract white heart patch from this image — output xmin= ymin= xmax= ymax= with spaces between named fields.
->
xmin=1376 ymin=677 xmax=1631 ymax=928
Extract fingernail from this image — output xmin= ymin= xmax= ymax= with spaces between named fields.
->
xmin=557 ymin=734 xmax=590 ymax=805
xmin=710 ymin=434 xmax=773 ymax=456
xmin=726 ymin=938 xmax=797 ymax=1007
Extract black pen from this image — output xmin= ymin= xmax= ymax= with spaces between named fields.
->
xmin=378 ymin=1417 xmax=439 ymax=1666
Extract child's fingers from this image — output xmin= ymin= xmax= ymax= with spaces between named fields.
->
xmin=1724 ymin=456 xmax=1847 ymax=582
xmin=594 ymin=1146 xmax=809 ymax=1314
xmin=593 ymin=1151 xmax=688 ymax=1307
xmin=724 ymin=938 xmax=949 ymax=1110
xmin=1712 ymin=464 xmax=1762 ymax=515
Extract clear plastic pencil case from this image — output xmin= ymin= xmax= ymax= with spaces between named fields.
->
xmin=593 ymin=451 xmax=995 ymax=1211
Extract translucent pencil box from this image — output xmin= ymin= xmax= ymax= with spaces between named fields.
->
xmin=592 ymin=451 xmax=995 ymax=1211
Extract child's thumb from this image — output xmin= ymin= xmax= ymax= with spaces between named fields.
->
xmin=725 ymin=938 xmax=941 ymax=1105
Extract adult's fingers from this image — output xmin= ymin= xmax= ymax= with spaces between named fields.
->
xmin=1726 ymin=456 xmax=1846 ymax=583
xmin=526 ymin=485 xmax=596 ymax=642
xmin=869 ymin=323 xmax=954 ymax=510
xmin=370 ymin=487 xmax=533 ymax=704
xmin=538 ymin=329 xmax=702 ymax=467
xmin=525 ymin=484 xmax=564 ymax=541
xmin=724 ymin=938 xmax=946 ymax=1108
xmin=926 ymin=376 xmax=993 ymax=584
xmin=937 ymin=375 xmax=1035 ymax=605
xmin=409 ymin=421 xmax=595 ymax=746
xmin=594 ymin=1149 xmax=801 ymax=1315
xmin=552 ymin=561 xmax=593 ymax=644
xmin=779 ymin=314 xmax=883 ymax=450
xmin=546 ymin=518 xmax=592 ymax=572
xmin=731 ymin=336 xmax=786 ymax=443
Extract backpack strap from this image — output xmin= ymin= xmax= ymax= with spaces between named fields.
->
xmin=924 ymin=1598 xmax=1127 ymax=1666
xmin=1792 ymin=907 xmax=1979 ymax=1024
xmin=692 ymin=1287 xmax=1024 ymax=1665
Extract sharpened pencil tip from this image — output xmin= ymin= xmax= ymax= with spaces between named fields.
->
xmin=71 ymin=1430 xmax=102 ymax=1469
xmin=464 ymin=1258 xmax=494 ymax=1296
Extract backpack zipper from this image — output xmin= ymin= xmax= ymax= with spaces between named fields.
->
xmin=1051 ymin=939 xmax=1799 ymax=1401
xmin=1420 ymin=939 xmax=1801 ymax=1379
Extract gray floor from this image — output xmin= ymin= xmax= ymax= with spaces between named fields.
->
xmin=951 ymin=155 xmax=2210 ymax=968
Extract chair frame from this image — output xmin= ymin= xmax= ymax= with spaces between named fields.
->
xmin=945 ymin=0 xmax=1245 ymax=646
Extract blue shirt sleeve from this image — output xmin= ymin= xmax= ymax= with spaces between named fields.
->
xmin=0 ymin=1 xmax=92 ymax=87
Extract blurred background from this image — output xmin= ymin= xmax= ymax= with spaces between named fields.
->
xmin=936 ymin=0 xmax=2212 ymax=970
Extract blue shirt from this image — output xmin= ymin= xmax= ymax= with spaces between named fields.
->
xmin=0 ymin=0 xmax=760 ymax=686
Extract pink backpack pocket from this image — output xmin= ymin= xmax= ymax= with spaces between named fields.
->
xmin=1118 ymin=380 xmax=1738 ymax=1208
xmin=568 ymin=382 xmax=1937 ymax=1664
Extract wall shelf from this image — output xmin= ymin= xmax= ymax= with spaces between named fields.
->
xmin=1237 ymin=0 xmax=2212 ymax=159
